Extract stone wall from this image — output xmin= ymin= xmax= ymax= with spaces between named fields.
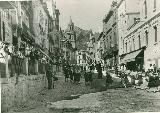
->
xmin=1 ymin=74 xmax=47 ymax=113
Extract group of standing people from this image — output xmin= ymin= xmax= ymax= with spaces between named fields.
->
xmin=146 ymin=65 xmax=160 ymax=91
xmin=63 ymin=63 xmax=81 ymax=84
xmin=62 ymin=62 xmax=94 ymax=88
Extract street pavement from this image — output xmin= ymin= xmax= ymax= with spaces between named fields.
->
xmin=7 ymin=73 xmax=160 ymax=113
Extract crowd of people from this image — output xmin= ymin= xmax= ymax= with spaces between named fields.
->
xmin=45 ymin=59 xmax=160 ymax=92
xmin=118 ymin=65 xmax=160 ymax=92
xmin=62 ymin=61 xmax=93 ymax=87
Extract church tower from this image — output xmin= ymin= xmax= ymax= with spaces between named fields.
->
xmin=66 ymin=16 xmax=76 ymax=49
xmin=68 ymin=16 xmax=74 ymax=31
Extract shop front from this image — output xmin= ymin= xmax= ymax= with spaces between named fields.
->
xmin=120 ymin=49 xmax=144 ymax=71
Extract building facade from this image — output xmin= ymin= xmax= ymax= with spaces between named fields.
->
xmin=118 ymin=0 xmax=160 ymax=71
xmin=102 ymin=1 xmax=119 ymax=70
xmin=0 ymin=1 xmax=61 ymax=112
xmin=95 ymin=32 xmax=105 ymax=70
xmin=76 ymin=50 xmax=87 ymax=70
xmin=87 ymin=31 xmax=95 ymax=65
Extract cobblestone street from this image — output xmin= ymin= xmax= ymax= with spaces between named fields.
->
xmin=7 ymin=74 xmax=160 ymax=113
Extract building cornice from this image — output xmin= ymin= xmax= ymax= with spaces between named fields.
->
xmin=124 ymin=12 xmax=160 ymax=40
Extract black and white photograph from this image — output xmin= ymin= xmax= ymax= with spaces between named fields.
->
xmin=0 ymin=0 xmax=160 ymax=113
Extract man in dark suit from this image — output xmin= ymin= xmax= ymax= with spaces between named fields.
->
xmin=45 ymin=61 xmax=53 ymax=89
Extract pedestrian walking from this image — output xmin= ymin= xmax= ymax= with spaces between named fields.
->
xmin=130 ymin=71 xmax=136 ymax=86
xmin=105 ymin=71 xmax=113 ymax=89
xmin=121 ymin=71 xmax=129 ymax=88
xmin=73 ymin=67 xmax=77 ymax=84
xmin=70 ymin=67 xmax=74 ymax=82
xmin=88 ymin=68 xmax=93 ymax=88
xmin=77 ymin=70 xmax=81 ymax=84
xmin=45 ymin=61 xmax=53 ymax=89
xmin=52 ymin=71 xmax=57 ymax=89
xmin=147 ymin=72 xmax=155 ymax=89
xmin=137 ymin=71 xmax=143 ymax=86
xmin=63 ymin=64 xmax=69 ymax=82
xmin=154 ymin=72 xmax=160 ymax=92
xmin=96 ymin=61 xmax=102 ymax=79
xmin=74 ymin=68 xmax=81 ymax=84
xmin=84 ymin=70 xmax=89 ymax=86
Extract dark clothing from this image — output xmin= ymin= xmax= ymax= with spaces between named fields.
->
xmin=77 ymin=73 xmax=81 ymax=82
xmin=148 ymin=76 xmax=155 ymax=88
xmin=88 ymin=71 xmax=93 ymax=82
xmin=73 ymin=72 xmax=76 ymax=82
xmin=138 ymin=74 xmax=143 ymax=86
xmin=70 ymin=71 xmax=74 ymax=81
xmin=63 ymin=66 xmax=69 ymax=78
xmin=131 ymin=75 xmax=136 ymax=85
xmin=45 ymin=64 xmax=53 ymax=89
xmin=74 ymin=72 xmax=81 ymax=83
xmin=155 ymin=76 xmax=160 ymax=87
xmin=96 ymin=63 xmax=102 ymax=79
xmin=84 ymin=71 xmax=93 ymax=86
xmin=84 ymin=72 xmax=89 ymax=82
xmin=106 ymin=72 xmax=113 ymax=84
xmin=46 ymin=76 xmax=52 ymax=89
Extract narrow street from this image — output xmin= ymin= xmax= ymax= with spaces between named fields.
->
xmin=7 ymin=74 xmax=160 ymax=113
xmin=1 ymin=0 xmax=160 ymax=113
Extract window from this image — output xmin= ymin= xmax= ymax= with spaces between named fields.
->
xmin=106 ymin=39 xmax=108 ymax=48
xmin=154 ymin=26 xmax=157 ymax=43
xmin=110 ymin=36 xmax=112 ymax=47
xmin=138 ymin=35 xmax=141 ymax=48
xmin=145 ymin=31 xmax=149 ymax=46
xmin=121 ymin=37 xmax=123 ymax=49
xmin=154 ymin=0 xmax=156 ymax=11
xmin=125 ymin=42 xmax=127 ymax=53
xmin=123 ymin=39 xmax=124 ymax=53
xmin=0 ymin=11 xmax=1 ymax=41
xmin=114 ymin=32 xmax=116 ymax=42
xmin=2 ymin=22 xmax=5 ymax=41
xmin=129 ymin=40 xmax=132 ymax=52
xmin=133 ymin=38 xmax=135 ymax=50
xmin=144 ymin=0 xmax=147 ymax=18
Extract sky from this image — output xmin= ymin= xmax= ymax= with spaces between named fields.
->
xmin=56 ymin=0 xmax=113 ymax=32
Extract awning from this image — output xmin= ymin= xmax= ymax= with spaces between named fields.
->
xmin=121 ymin=50 xmax=143 ymax=64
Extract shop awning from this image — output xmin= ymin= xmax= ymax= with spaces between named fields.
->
xmin=121 ymin=50 xmax=142 ymax=64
